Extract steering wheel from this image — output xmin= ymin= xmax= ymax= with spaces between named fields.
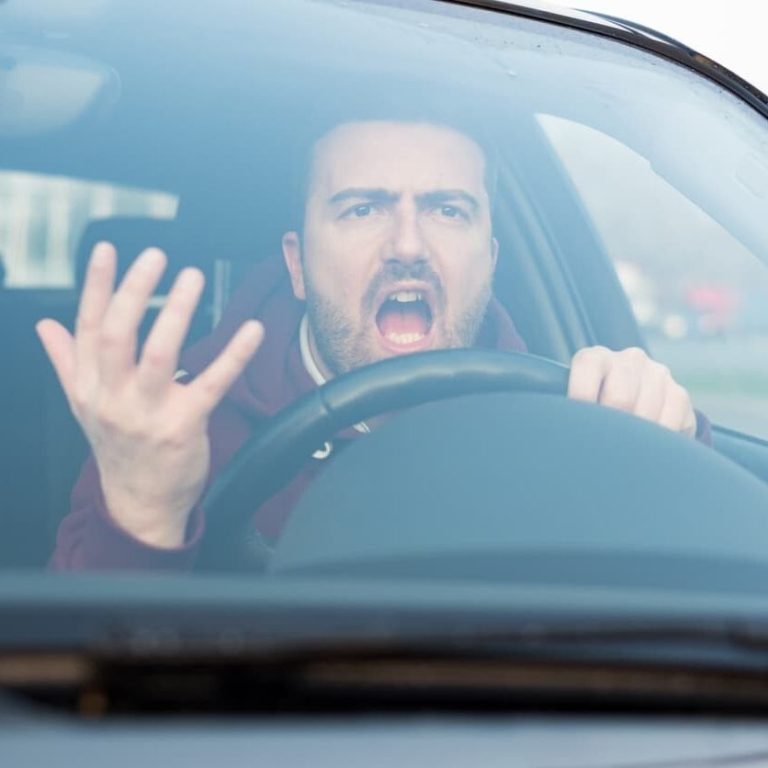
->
xmin=197 ymin=349 xmax=570 ymax=570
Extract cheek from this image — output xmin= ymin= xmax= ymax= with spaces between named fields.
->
xmin=305 ymin=229 xmax=383 ymax=297
xmin=304 ymin=254 xmax=368 ymax=310
xmin=314 ymin=219 xmax=388 ymax=253
xmin=438 ymin=247 xmax=495 ymax=304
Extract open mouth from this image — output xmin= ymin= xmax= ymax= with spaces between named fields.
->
xmin=375 ymin=289 xmax=434 ymax=349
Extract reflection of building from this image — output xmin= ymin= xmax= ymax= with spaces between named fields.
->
xmin=615 ymin=261 xmax=658 ymax=327
xmin=0 ymin=171 xmax=177 ymax=288
xmin=615 ymin=258 xmax=768 ymax=340
xmin=616 ymin=260 xmax=685 ymax=339
xmin=685 ymin=283 xmax=740 ymax=336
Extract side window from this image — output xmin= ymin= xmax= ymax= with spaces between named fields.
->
xmin=0 ymin=171 xmax=177 ymax=288
xmin=539 ymin=115 xmax=768 ymax=439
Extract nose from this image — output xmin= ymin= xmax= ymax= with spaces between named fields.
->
xmin=387 ymin=201 xmax=428 ymax=264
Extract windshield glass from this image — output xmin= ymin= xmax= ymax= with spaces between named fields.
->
xmin=4 ymin=0 xmax=768 ymax=617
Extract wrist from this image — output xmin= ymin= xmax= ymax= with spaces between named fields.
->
xmin=102 ymin=491 xmax=192 ymax=550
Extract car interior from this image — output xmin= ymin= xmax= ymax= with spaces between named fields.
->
xmin=3 ymin=0 xmax=768 ymax=572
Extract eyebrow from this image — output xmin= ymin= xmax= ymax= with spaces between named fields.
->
xmin=328 ymin=188 xmax=398 ymax=206
xmin=419 ymin=189 xmax=479 ymax=214
xmin=328 ymin=187 xmax=480 ymax=213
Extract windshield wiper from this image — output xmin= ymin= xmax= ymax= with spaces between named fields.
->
xmin=5 ymin=617 xmax=768 ymax=716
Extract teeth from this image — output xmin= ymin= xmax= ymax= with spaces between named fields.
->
xmin=389 ymin=291 xmax=423 ymax=303
xmin=385 ymin=331 xmax=425 ymax=345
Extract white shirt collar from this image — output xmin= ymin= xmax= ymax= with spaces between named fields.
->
xmin=299 ymin=313 xmax=328 ymax=388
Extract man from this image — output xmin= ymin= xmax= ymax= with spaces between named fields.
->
xmin=37 ymin=119 xmax=705 ymax=570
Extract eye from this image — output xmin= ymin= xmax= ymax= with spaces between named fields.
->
xmin=437 ymin=204 xmax=468 ymax=221
xmin=342 ymin=203 xmax=375 ymax=219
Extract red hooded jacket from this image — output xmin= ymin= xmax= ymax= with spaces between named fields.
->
xmin=49 ymin=258 xmax=534 ymax=571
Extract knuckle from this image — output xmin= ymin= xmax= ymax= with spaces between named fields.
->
xmin=228 ymin=347 xmax=252 ymax=368
xmin=572 ymin=345 xmax=607 ymax=364
xmin=642 ymin=365 xmax=669 ymax=389
xmin=602 ymin=391 xmax=635 ymax=411
xmin=94 ymin=402 xmax=124 ymax=431
xmin=76 ymin=313 xmax=99 ymax=333
xmin=613 ymin=348 xmax=648 ymax=375
xmin=671 ymin=382 xmax=691 ymax=408
xmin=155 ymin=428 xmax=186 ymax=450
xmin=158 ymin=302 xmax=187 ymax=326
xmin=141 ymin=344 xmax=170 ymax=370
xmin=623 ymin=346 xmax=648 ymax=363
xmin=94 ymin=412 xmax=121 ymax=434
xmin=92 ymin=397 xmax=138 ymax=433
xmin=155 ymin=416 xmax=196 ymax=449
xmin=599 ymin=383 xmax=633 ymax=410
xmin=645 ymin=359 xmax=670 ymax=380
xmin=196 ymin=377 xmax=222 ymax=403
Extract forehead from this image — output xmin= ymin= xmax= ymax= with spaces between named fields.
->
xmin=309 ymin=121 xmax=488 ymax=198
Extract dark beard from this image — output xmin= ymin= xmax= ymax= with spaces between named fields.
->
xmin=304 ymin=262 xmax=492 ymax=376
xmin=305 ymin=290 xmax=373 ymax=376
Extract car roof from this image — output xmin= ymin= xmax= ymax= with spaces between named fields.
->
xmin=446 ymin=0 xmax=768 ymax=110
xmin=0 ymin=0 xmax=765 ymax=195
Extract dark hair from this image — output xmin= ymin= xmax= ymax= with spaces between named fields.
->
xmin=287 ymin=84 xmax=501 ymax=232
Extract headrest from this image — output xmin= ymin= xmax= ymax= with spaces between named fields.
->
xmin=74 ymin=216 xmax=197 ymax=294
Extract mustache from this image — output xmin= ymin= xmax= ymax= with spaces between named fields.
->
xmin=363 ymin=261 xmax=443 ymax=310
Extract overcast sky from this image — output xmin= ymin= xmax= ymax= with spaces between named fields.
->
xmin=569 ymin=0 xmax=767 ymax=95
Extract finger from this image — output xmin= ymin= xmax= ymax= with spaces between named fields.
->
xmin=659 ymin=383 xmax=696 ymax=435
xmin=567 ymin=346 xmax=609 ymax=403
xmin=187 ymin=321 xmax=264 ymax=413
xmin=98 ymin=247 xmax=167 ymax=388
xmin=75 ymin=242 xmax=117 ymax=373
xmin=597 ymin=359 xmax=642 ymax=414
xmin=136 ymin=268 xmax=205 ymax=394
xmin=632 ymin=366 xmax=669 ymax=423
xmin=36 ymin=319 xmax=77 ymax=397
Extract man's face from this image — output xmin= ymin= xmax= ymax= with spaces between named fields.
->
xmin=283 ymin=120 xmax=498 ymax=376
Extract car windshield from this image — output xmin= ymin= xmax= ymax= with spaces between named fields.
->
xmin=4 ymin=0 xmax=768 ymax=636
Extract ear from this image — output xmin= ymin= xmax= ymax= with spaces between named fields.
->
xmin=282 ymin=231 xmax=306 ymax=301
xmin=491 ymin=236 xmax=499 ymax=271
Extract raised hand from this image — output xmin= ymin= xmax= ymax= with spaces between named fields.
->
xmin=37 ymin=243 xmax=264 ymax=548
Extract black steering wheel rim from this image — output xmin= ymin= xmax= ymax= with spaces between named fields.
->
xmin=197 ymin=349 xmax=569 ymax=570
